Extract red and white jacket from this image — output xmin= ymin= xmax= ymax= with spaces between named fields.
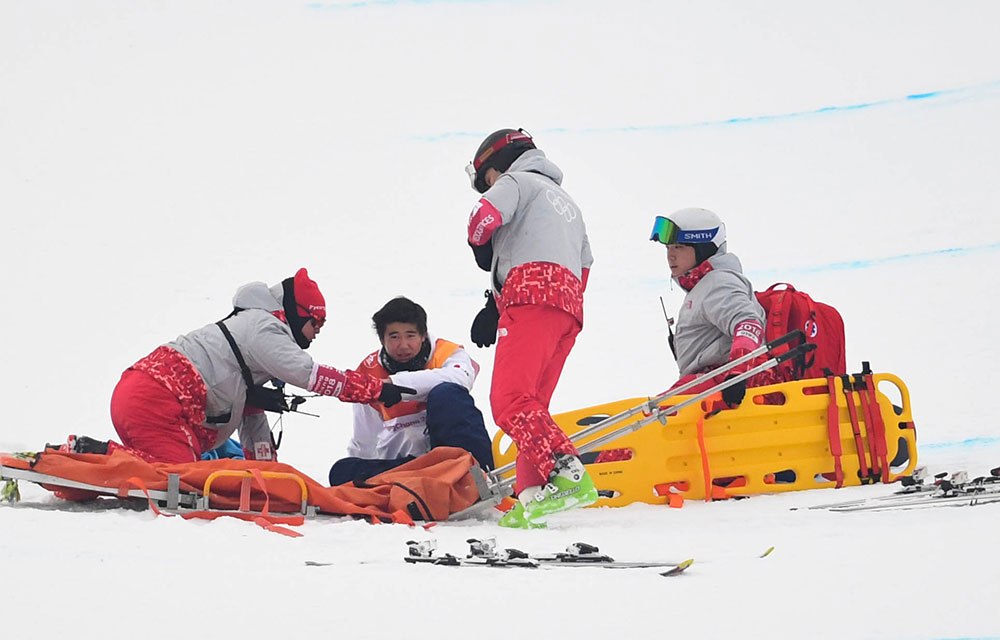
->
xmin=467 ymin=150 xmax=593 ymax=324
xmin=347 ymin=337 xmax=478 ymax=460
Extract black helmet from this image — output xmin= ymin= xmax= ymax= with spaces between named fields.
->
xmin=467 ymin=128 xmax=536 ymax=193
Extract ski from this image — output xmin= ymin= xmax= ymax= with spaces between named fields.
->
xmin=799 ymin=467 xmax=954 ymax=510
xmin=811 ymin=468 xmax=1000 ymax=512
xmin=402 ymin=539 xmax=537 ymax=568
xmin=527 ymin=541 xmax=688 ymax=569
xmin=660 ymin=558 xmax=695 ymax=577
xmin=403 ymin=538 xmax=694 ymax=574
xmin=828 ymin=490 xmax=1000 ymax=512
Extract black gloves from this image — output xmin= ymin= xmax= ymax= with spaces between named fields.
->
xmin=74 ymin=436 xmax=110 ymax=455
xmin=378 ymin=382 xmax=416 ymax=408
xmin=471 ymin=292 xmax=500 ymax=348
xmin=469 ymin=240 xmax=494 ymax=272
xmin=721 ymin=376 xmax=747 ymax=407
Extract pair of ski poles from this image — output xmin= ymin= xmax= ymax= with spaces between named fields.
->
xmin=487 ymin=330 xmax=814 ymax=493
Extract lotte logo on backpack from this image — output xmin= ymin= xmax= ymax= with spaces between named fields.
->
xmin=804 ymin=318 xmax=819 ymax=338
xmin=755 ymin=283 xmax=846 ymax=381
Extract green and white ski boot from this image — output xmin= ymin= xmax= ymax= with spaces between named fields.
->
xmin=525 ymin=454 xmax=598 ymax=519
xmin=498 ymin=499 xmax=547 ymax=529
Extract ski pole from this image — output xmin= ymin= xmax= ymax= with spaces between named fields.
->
xmin=572 ymin=342 xmax=815 ymax=456
xmin=653 ymin=329 xmax=804 ymax=405
xmin=659 ymin=296 xmax=677 ymax=361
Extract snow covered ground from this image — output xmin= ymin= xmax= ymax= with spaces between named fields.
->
xmin=2 ymin=1 xmax=999 ymax=638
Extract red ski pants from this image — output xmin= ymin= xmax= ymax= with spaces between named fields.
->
xmin=490 ymin=304 xmax=581 ymax=492
xmin=110 ymin=369 xmax=215 ymax=463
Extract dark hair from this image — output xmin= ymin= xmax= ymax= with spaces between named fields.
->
xmin=373 ymin=297 xmax=428 ymax=340
xmin=686 ymin=243 xmax=719 ymax=266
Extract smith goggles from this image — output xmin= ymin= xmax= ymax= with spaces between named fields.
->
xmin=649 ymin=215 xmax=719 ymax=245
xmin=297 ymin=304 xmax=325 ymax=328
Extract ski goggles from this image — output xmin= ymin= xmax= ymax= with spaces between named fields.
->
xmin=649 ymin=216 xmax=719 ymax=245
xmin=297 ymin=304 xmax=325 ymax=328
xmin=464 ymin=162 xmax=478 ymax=191
xmin=649 ymin=216 xmax=681 ymax=245
xmin=465 ymin=129 xmax=534 ymax=191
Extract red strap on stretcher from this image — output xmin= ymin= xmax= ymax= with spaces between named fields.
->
xmin=841 ymin=376 xmax=871 ymax=482
xmin=860 ymin=371 xmax=890 ymax=483
xmin=825 ymin=376 xmax=845 ymax=488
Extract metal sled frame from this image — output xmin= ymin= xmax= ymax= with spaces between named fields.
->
xmin=0 ymin=464 xmax=197 ymax=510
xmin=0 ymin=463 xmax=318 ymax=518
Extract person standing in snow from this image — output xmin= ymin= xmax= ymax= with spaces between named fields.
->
xmin=649 ymin=208 xmax=774 ymax=405
xmin=464 ymin=128 xmax=596 ymax=528
xmin=327 ymin=296 xmax=494 ymax=485
xmin=103 ymin=268 xmax=414 ymax=464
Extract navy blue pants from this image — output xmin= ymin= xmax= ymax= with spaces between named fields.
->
xmin=328 ymin=382 xmax=495 ymax=486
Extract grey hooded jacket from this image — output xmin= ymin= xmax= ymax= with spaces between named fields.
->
xmin=481 ymin=149 xmax=594 ymax=290
xmin=166 ymin=281 xmax=317 ymax=454
xmin=673 ymin=249 xmax=765 ymax=376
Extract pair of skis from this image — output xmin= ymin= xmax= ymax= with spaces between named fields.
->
xmin=403 ymin=538 xmax=694 ymax=577
xmin=807 ymin=466 xmax=1000 ymax=512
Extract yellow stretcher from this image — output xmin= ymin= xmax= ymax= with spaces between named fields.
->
xmin=492 ymin=372 xmax=918 ymax=506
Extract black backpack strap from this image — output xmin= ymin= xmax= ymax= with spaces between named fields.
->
xmin=216 ymin=321 xmax=255 ymax=391
xmin=216 ymin=321 xmax=289 ymax=417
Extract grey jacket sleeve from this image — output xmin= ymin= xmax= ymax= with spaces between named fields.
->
xmin=243 ymin=322 xmax=317 ymax=390
xmin=482 ymin=175 xmax=521 ymax=224
xmin=701 ymin=272 xmax=765 ymax=337
xmin=238 ymin=412 xmax=275 ymax=461
xmin=581 ymin=230 xmax=594 ymax=271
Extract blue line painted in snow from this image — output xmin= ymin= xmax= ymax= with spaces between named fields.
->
xmin=307 ymin=0 xmax=506 ymax=9
xmin=416 ymin=80 xmax=1000 ymax=141
xmin=921 ymin=437 xmax=1000 ymax=451
xmin=630 ymin=241 xmax=1000 ymax=292
xmin=748 ymin=241 xmax=1000 ymax=280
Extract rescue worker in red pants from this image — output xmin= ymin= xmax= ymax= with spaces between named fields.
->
xmin=464 ymin=129 xmax=596 ymax=528
xmin=103 ymin=268 xmax=413 ymax=464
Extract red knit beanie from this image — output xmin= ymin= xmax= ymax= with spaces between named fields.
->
xmin=293 ymin=268 xmax=326 ymax=323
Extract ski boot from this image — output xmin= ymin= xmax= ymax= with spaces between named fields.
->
xmin=498 ymin=499 xmax=547 ymax=529
xmin=523 ymin=454 xmax=598 ymax=520
xmin=525 ymin=453 xmax=598 ymax=519
xmin=499 ymin=454 xmax=598 ymax=528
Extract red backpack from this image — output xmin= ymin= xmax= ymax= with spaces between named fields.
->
xmin=755 ymin=283 xmax=846 ymax=381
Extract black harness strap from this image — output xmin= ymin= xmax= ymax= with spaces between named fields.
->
xmin=352 ymin=478 xmax=436 ymax=522
xmin=216 ymin=321 xmax=289 ymax=417
xmin=216 ymin=321 xmax=256 ymax=391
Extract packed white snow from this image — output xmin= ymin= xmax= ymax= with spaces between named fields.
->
xmin=2 ymin=2 xmax=998 ymax=638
